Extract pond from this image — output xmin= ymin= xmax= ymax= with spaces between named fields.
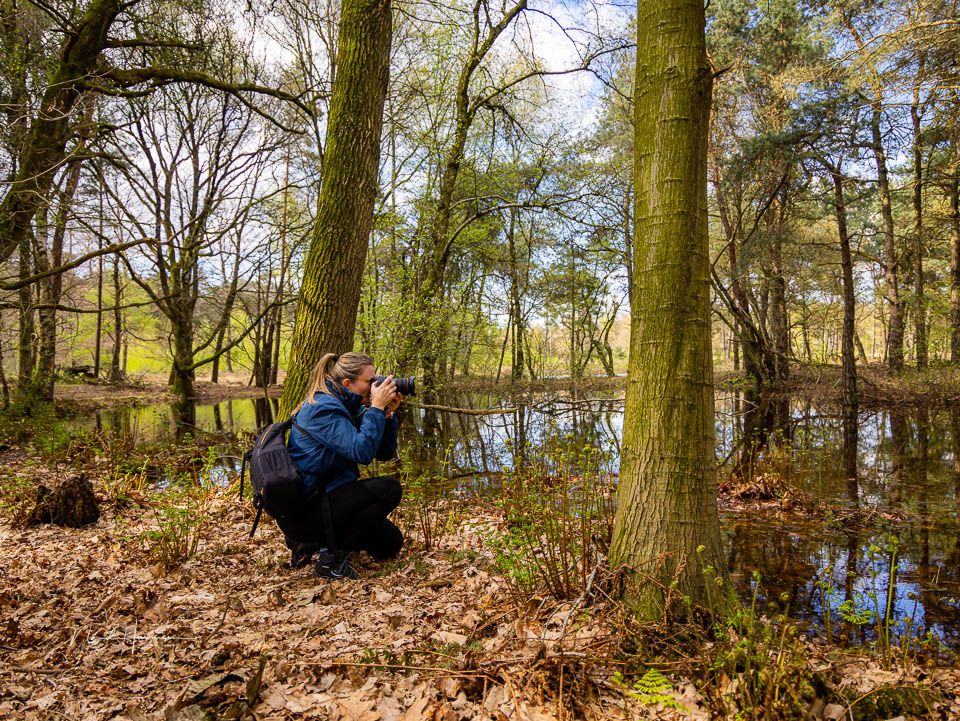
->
xmin=72 ymin=387 xmax=960 ymax=651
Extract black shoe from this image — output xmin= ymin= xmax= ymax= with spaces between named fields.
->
xmin=290 ymin=543 xmax=323 ymax=569
xmin=313 ymin=550 xmax=358 ymax=580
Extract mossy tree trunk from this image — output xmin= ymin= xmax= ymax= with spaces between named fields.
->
xmin=610 ymin=0 xmax=732 ymax=618
xmin=279 ymin=0 xmax=392 ymax=416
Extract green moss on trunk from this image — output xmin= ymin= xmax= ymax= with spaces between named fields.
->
xmin=280 ymin=0 xmax=392 ymax=415
xmin=610 ymin=0 xmax=732 ymax=618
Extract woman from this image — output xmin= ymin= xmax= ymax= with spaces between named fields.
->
xmin=281 ymin=351 xmax=404 ymax=578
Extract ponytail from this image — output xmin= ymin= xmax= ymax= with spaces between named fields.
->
xmin=304 ymin=351 xmax=375 ymax=404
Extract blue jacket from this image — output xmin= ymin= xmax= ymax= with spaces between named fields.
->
xmin=288 ymin=382 xmax=399 ymax=495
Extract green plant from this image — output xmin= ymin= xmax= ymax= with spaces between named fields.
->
xmin=140 ymin=485 xmax=212 ymax=568
xmin=102 ymin=461 xmax=149 ymax=505
xmin=0 ymin=397 xmax=69 ymax=452
xmin=398 ymin=442 xmax=460 ymax=551
xmin=612 ymin=669 xmax=688 ymax=711
xmin=492 ymin=435 xmax=614 ymax=600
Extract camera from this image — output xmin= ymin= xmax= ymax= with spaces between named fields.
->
xmin=374 ymin=375 xmax=416 ymax=396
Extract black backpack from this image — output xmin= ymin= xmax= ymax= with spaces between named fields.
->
xmin=240 ymin=413 xmax=335 ymax=548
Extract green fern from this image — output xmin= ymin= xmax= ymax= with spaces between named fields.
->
xmin=613 ymin=669 xmax=689 ymax=711
xmin=838 ymin=599 xmax=874 ymax=625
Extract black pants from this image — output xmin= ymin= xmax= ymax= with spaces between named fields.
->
xmin=278 ymin=475 xmax=403 ymax=560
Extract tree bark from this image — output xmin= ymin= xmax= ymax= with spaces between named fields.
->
xmin=871 ymin=97 xmax=905 ymax=372
xmin=610 ymin=0 xmax=730 ymax=617
xmin=0 ymin=0 xmax=122 ymax=266
xmin=109 ymin=253 xmax=123 ymax=383
xmin=950 ymin=158 xmax=960 ymax=364
xmin=828 ymin=163 xmax=858 ymax=416
xmin=911 ymin=72 xmax=927 ymax=370
xmin=279 ymin=0 xmax=392 ymax=415
xmin=16 ymin=236 xmax=34 ymax=392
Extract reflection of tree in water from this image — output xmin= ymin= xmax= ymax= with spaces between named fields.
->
xmin=399 ymin=387 xmax=622 ymax=486
xmin=252 ymin=397 xmax=278 ymax=429
xmin=173 ymin=399 xmax=197 ymax=441
xmin=727 ymin=393 xmax=792 ymax=482
xmin=724 ymin=516 xmax=819 ymax=620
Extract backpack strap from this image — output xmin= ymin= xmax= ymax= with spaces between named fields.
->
xmin=239 ymin=450 xmax=249 ymax=502
xmin=291 ymin=418 xmax=337 ymax=551
xmin=249 ymin=502 xmax=264 ymax=538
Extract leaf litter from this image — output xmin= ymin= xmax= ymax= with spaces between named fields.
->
xmin=1 ymin=467 xmax=959 ymax=720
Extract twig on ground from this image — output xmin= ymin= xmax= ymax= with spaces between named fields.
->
xmin=559 ymin=558 xmax=603 ymax=639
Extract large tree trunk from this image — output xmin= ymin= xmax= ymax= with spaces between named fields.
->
xmin=279 ymin=0 xmax=392 ymax=415
xmin=610 ymin=0 xmax=730 ymax=617
xmin=169 ymin=311 xmax=195 ymax=398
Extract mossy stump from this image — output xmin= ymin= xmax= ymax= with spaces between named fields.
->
xmin=28 ymin=474 xmax=100 ymax=528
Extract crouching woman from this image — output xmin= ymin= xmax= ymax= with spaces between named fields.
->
xmin=280 ymin=351 xmax=404 ymax=578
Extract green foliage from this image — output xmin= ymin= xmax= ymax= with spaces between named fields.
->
xmin=492 ymin=434 xmax=614 ymax=599
xmin=611 ymin=669 xmax=688 ymax=711
xmin=397 ymin=442 xmax=461 ymax=551
xmin=140 ymin=484 xmax=212 ymax=568
xmin=0 ymin=395 xmax=70 ymax=453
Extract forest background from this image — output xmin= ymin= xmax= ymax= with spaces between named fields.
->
xmin=2 ymin=0 xmax=957 ymax=401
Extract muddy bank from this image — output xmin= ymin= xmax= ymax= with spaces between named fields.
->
xmin=52 ymin=376 xmax=282 ymax=415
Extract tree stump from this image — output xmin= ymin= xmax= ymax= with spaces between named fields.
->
xmin=28 ymin=474 xmax=100 ymax=528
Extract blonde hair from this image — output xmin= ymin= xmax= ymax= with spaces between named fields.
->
xmin=305 ymin=352 xmax=375 ymax=403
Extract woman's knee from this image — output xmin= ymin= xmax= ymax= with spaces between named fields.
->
xmin=367 ymin=520 xmax=403 ymax=560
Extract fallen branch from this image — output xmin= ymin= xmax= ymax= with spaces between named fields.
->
xmin=403 ymin=401 xmax=517 ymax=416
xmin=559 ymin=558 xmax=603 ymax=640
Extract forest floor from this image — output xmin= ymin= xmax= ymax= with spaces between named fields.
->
xmin=2 ymin=442 xmax=960 ymax=720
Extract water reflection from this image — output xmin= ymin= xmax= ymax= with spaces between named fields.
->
xmin=69 ymin=389 xmax=960 ymax=648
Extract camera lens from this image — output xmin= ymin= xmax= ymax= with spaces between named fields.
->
xmin=374 ymin=375 xmax=416 ymax=397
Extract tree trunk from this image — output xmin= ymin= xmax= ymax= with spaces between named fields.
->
xmin=17 ymin=236 xmax=35 ymax=392
xmin=35 ymin=107 xmax=90 ymax=401
xmin=950 ymin=160 xmax=960 ymax=364
xmin=279 ymin=0 xmax=392 ymax=415
xmin=169 ymin=311 xmax=195 ymax=398
xmin=829 ymin=164 xmax=858 ymax=416
xmin=395 ymin=0 xmax=527 ymax=388
xmin=611 ymin=0 xmax=730 ymax=617
xmin=911 ymin=74 xmax=927 ymax=370
xmin=870 ymin=97 xmax=905 ymax=372
xmin=109 ymin=253 xmax=123 ymax=383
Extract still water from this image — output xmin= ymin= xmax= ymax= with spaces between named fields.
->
xmin=76 ymin=388 xmax=960 ymax=650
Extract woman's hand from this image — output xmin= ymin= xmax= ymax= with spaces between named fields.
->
xmin=384 ymin=393 xmax=403 ymax=418
xmin=370 ymin=375 xmax=397 ymax=410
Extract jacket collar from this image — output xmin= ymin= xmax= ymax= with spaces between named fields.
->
xmin=325 ymin=380 xmax=364 ymax=414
